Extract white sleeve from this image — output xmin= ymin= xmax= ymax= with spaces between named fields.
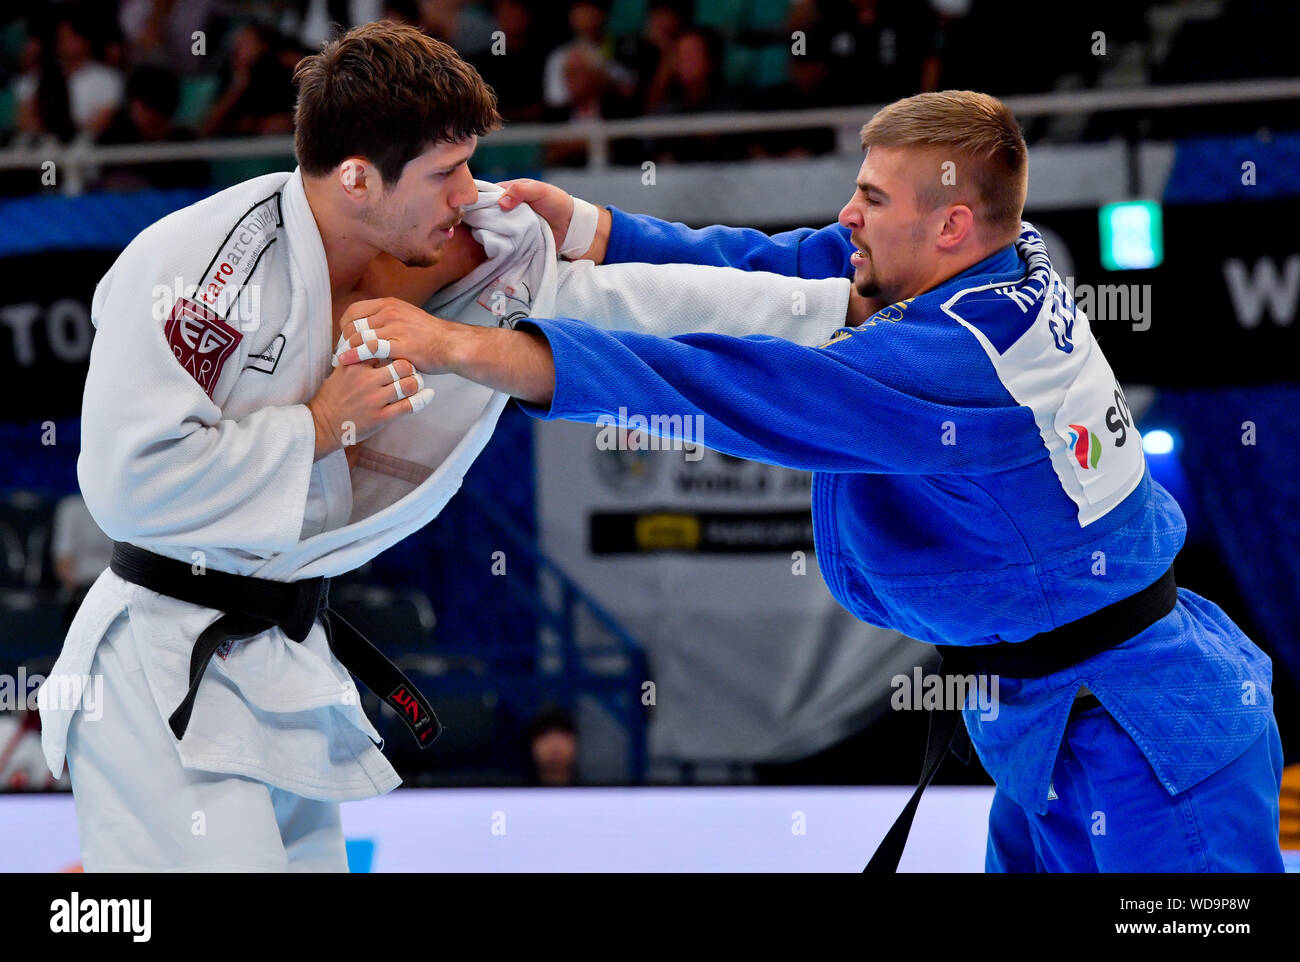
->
xmin=552 ymin=260 xmax=850 ymax=348
xmin=77 ymin=246 xmax=316 ymax=555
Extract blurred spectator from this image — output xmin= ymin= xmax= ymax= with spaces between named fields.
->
xmin=95 ymin=65 xmax=209 ymax=190
xmin=747 ymin=25 xmax=837 ymax=158
xmin=543 ymin=1 xmax=635 ymax=113
xmin=54 ymin=12 xmax=124 ymax=137
xmin=14 ymin=11 xmax=124 ymax=143
xmin=646 ymin=26 xmax=749 ymax=163
xmin=472 ymin=0 xmax=550 ymax=122
xmin=51 ymin=494 xmax=113 ymax=627
xmin=200 ymin=23 xmax=305 ymax=137
xmin=528 ymin=705 xmax=579 ymax=786
xmin=118 ymin=0 xmax=218 ymax=74
xmin=543 ymin=42 xmax=642 ymax=166
xmin=9 ymin=32 xmax=63 ymax=144
xmin=613 ymin=0 xmax=687 ymax=107
xmin=646 ymin=26 xmax=734 ymax=116
xmin=417 ymin=0 xmax=495 ymax=57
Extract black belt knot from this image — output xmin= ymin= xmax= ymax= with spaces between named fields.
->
xmin=110 ymin=542 xmax=442 ymax=750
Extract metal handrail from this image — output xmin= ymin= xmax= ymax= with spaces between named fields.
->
xmin=3 ymin=77 xmax=1297 ymax=189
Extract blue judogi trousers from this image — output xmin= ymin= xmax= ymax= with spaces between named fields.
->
xmin=986 ymin=702 xmax=1285 ymax=872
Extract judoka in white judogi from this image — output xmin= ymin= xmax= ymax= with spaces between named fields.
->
xmin=38 ymin=170 xmax=852 ymax=870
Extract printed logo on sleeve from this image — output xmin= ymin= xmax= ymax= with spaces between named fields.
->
xmin=1067 ymin=423 xmax=1102 ymax=469
xmin=165 ymin=297 xmax=242 ymax=397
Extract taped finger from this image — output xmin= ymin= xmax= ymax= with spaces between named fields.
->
xmin=408 ymin=386 xmax=435 ymax=414
xmin=396 ymin=372 xmax=425 ymax=401
xmin=355 ymin=339 xmax=391 ymax=361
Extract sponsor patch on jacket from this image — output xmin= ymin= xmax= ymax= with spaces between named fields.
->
xmin=196 ymin=193 xmax=282 ymax=320
xmin=165 ymin=296 xmax=242 ymax=397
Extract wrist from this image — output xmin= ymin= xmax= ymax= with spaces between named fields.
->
xmin=444 ymin=323 xmax=483 ymax=379
xmin=448 ymin=324 xmax=555 ymax=406
xmin=586 ymin=207 xmax=612 ymax=264
xmin=307 ymin=399 xmax=342 ymax=460
xmin=559 ymin=196 xmax=599 ymax=259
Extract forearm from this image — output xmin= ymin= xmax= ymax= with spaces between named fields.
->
xmin=449 ymin=324 xmax=557 ymax=406
xmin=509 ymin=317 xmax=1044 ymax=475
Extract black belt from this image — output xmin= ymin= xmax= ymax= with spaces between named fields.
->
xmin=864 ymin=566 xmax=1177 ymax=873
xmin=110 ymin=542 xmax=442 ymax=749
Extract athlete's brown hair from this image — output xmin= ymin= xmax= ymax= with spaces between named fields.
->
xmin=860 ymin=90 xmax=1027 ymax=240
xmin=293 ymin=20 xmax=501 ymax=186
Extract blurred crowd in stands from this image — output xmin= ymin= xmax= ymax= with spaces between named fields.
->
xmin=0 ymin=0 xmax=1296 ymax=190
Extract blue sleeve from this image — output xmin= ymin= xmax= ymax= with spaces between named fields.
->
xmin=515 ymin=317 xmax=1046 ymax=476
xmin=604 ymin=207 xmax=856 ymax=281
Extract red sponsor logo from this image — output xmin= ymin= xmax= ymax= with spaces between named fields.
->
xmin=198 ymin=260 xmax=237 ymax=308
xmin=389 ymin=685 xmax=428 ymax=727
xmin=165 ymin=297 xmax=241 ymax=397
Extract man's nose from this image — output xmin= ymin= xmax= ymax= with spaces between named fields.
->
xmin=452 ymin=166 xmax=479 ymax=209
xmin=838 ymin=199 xmax=862 ymax=230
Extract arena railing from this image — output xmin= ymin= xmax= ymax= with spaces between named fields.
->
xmin=2 ymin=78 xmax=1298 ymax=195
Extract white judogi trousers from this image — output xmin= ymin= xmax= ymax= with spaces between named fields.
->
xmin=67 ymin=616 xmax=348 ymax=872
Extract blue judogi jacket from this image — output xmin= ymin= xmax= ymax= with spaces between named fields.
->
xmin=517 ymin=209 xmax=1276 ymax=814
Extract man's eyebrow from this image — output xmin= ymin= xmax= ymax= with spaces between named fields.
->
xmin=434 ymin=149 xmax=475 ymax=173
xmin=859 ymin=182 xmax=888 ymax=199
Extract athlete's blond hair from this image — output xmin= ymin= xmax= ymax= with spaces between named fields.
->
xmin=860 ymin=91 xmax=1028 ymax=241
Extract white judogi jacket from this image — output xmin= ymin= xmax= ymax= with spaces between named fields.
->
xmin=38 ymin=170 xmax=851 ymax=800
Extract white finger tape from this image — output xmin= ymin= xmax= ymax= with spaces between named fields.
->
xmin=559 ymin=196 xmax=600 ymax=259
xmin=355 ymin=317 xmax=371 ymax=333
xmin=409 ymin=387 xmax=435 ymax=413
xmin=356 ymin=339 xmax=391 ymax=361
xmin=394 ymin=378 xmax=408 ymax=401
xmin=386 ymin=362 xmax=401 ymax=383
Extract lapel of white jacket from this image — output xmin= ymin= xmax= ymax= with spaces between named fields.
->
xmin=280 ymin=167 xmax=335 ymax=396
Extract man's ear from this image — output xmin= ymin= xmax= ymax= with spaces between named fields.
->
xmin=937 ymin=204 xmax=974 ymax=250
xmin=339 ymin=158 xmax=376 ymax=198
